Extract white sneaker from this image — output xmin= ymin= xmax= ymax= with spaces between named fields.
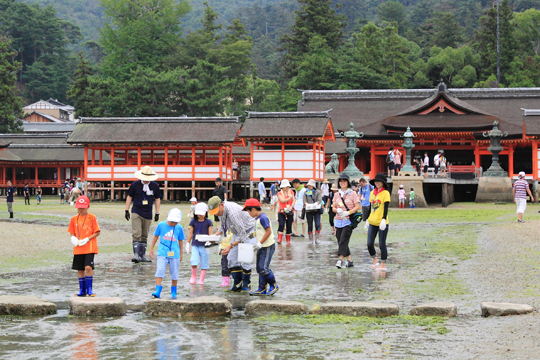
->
xmin=336 ymin=260 xmax=342 ymax=269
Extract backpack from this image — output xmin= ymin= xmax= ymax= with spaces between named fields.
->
xmin=385 ymin=153 xmax=392 ymax=164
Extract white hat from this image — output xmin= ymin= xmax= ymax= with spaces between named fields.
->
xmin=518 ymin=171 xmax=526 ymax=178
xmin=189 ymin=197 xmax=197 ymax=202
xmin=194 ymin=203 xmax=208 ymax=216
xmin=307 ymin=179 xmax=317 ymax=187
xmin=280 ymin=179 xmax=291 ymax=188
xmin=135 ymin=166 xmax=158 ymax=181
xmin=167 ymin=208 xmax=182 ymax=223
xmin=399 ymin=184 xmax=404 ymax=188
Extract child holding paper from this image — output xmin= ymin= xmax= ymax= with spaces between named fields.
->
xmin=186 ymin=203 xmax=213 ymax=285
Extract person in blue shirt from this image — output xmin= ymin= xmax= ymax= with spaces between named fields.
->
xmin=6 ymin=180 xmax=14 ymax=218
xmin=269 ymin=180 xmax=279 ymax=212
xmin=358 ymin=178 xmax=373 ymax=233
xmin=258 ymin=177 xmax=266 ymax=204
xmin=149 ymin=208 xmax=184 ymax=299
xmin=125 ymin=166 xmax=162 ymax=263
xmin=24 ymin=183 xmax=30 ymax=205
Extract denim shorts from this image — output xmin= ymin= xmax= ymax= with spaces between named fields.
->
xmin=155 ymin=256 xmax=180 ymax=280
xmin=190 ymin=245 xmax=209 ymax=270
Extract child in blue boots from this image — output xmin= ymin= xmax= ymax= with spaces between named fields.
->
xmin=243 ymin=198 xmax=279 ymax=295
xmin=68 ymin=196 xmax=101 ymax=297
xmin=149 ymin=208 xmax=184 ymax=299
xmin=409 ymin=188 xmax=416 ymax=208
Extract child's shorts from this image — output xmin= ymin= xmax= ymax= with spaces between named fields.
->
xmin=155 ymin=256 xmax=180 ymax=280
xmin=190 ymin=245 xmax=210 ymax=270
xmin=72 ymin=254 xmax=95 ymax=270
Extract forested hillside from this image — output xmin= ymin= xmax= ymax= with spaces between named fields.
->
xmin=2 ymin=0 xmax=540 ymax=132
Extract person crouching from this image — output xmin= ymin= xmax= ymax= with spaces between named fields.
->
xmin=68 ymin=196 xmax=101 ymax=297
xmin=149 ymin=208 xmax=184 ymax=299
xmin=243 ymin=198 xmax=278 ymax=295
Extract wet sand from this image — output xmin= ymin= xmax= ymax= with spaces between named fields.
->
xmin=1 ymin=198 xmax=540 ymax=358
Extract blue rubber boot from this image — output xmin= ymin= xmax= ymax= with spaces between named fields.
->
xmin=75 ymin=277 xmax=87 ymax=297
xmin=85 ymin=276 xmax=95 ymax=297
xmin=171 ymin=286 xmax=177 ymax=300
xmin=152 ymin=285 xmax=163 ymax=299
xmin=265 ymin=271 xmax=279 ymax=295
xmin=241 ymin=270 xmax=251 ymax=292
xmin=249 ymin=275 xmax=267 ymax=296
xmin=227 ymin=269 xmax=243 ymax=292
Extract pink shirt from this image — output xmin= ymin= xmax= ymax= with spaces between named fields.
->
xmin=394 ymin=154 xmax=401 ymax=165
xmin=398 ymin=189 xmax=406 ymax=200
xmin=333 ymin=190 xmax=360 ymax=220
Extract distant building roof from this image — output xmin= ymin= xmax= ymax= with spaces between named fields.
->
xmin=522 ymin=109 xmax=540 ymax=136
xmin=67 ymin=117 xmax=242 ymax=144
xmin=23 ymin=111 xmax=67 ymax=123
xmin=23 ymin=99 xmax=75 ymax=112
xmin=46 ymin=98 xmax=74 ymax=111
xmin=240 ymin=111 xmax=334 ymax=139
xmin=0 ymin=134 xmax=83 ymax=162
xmin=23 ymin=122 xmax=77 ymax=133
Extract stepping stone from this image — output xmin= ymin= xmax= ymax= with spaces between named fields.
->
xmin=69 ymin=297 xmax=126 ymax=317
xmin=0 ymin=295 xmax=57 ymax=316
xmin=144 ymin=296 xmax=232 ymax=317
xmin=245 ymin=300 xmax=308 ymax=316
xmin=409 ymin=302 xmax=457 ymax=317
xmin=320 ymin=302 xmax=399 ymax=317
xmin=481 ymin=302 xmax=534 ymax=317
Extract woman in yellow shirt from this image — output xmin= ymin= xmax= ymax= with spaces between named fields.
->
xmin=367 ymin=173 xmax=390 ymax=271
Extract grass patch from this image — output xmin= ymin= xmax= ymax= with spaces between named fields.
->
xmin=409 ymin=226 xmax=478 ymax=260
xmin=407 ymin=273 xmax=469 ymax=298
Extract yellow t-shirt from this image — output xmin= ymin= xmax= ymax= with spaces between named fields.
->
xmin=255 ymin=214 xmax=275 ymax=247
xmin=368 ymin=190 xmax=390 ymax=226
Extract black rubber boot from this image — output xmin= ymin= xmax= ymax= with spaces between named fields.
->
xmin=9 ymin=212 xmax=13 ymax=219
xmin=227 ymin=268 xmax=243 ymax=292
xmin=139 ymin=243 xmax=152 ymax=263
xmin=131 ymin=242 xmax=140 ymax=263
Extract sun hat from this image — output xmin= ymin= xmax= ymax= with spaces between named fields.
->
xmin=208 ymin=196 xmax=222 ymax=215
xmin=167 ymin=208 xmax=182 ymax=223
xmin=280 ymin=179 xmax=291 ymax=188
xmin=518 ymin=171 xmax=526 ymax=178
xmin=189 ymin=197 xmax=197 ymax=202
xmin=307 ymin=179 xmax=317 ymax=188
xmin=74 ymin=195 xmax=90 ymax=209
xmin=134 ymin=166 xmax=158 ymax=181
xmin=399 ymin=184 xmax=404 ymax=188
xmin=331 ymin=183 xmax=338 ymax=191
xmin=242 ymin=198 xmax=261 ymax=210
xmin=323 ymin=179 xmax=329 ymax=184
xmin=194 ymin=203 xmax=208 ymax=216
xmin=337 ymin=173 xmax=351 ymax=188
xmin=370 ymin=173 xmax=388 ymax=188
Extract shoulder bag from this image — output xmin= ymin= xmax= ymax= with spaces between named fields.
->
xmin=340 ymin=193 xmax=362 ymax=230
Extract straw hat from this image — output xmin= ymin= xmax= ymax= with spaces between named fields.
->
xmin=307 ymin=179 xmax=317 ymax=188
xmin=135 ymin=166 xmax=158 ymax=181
xmin=323 ymin=179 xmax=329 ymax=184
xmin=331 ymin=183 xmax=338 ymax=191
xmin=280 ymin=179 xmax=291 ymax=188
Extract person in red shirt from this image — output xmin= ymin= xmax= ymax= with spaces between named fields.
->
xmin=68 ymin=196 xmax=101 ymax=297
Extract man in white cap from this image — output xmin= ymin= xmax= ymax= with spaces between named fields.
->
xmin=513 ymin=171 xmax=534 ymax=223
xmin=125 ymin=166 xmax=162 ymax=262
xmin=208 ymin=196 xmax=255 ymax=292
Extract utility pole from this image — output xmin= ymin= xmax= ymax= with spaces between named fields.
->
xmin=496 ymin=0 xmax=500 ymax=84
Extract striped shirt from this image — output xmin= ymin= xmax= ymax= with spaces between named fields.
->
xmin=513 ymin=179 xmax=529 ymax=199
xmin=219 ymin=201 xmax=255 ymax=242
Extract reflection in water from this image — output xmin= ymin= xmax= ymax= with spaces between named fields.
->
xmin=372 ymin=270 xmax=388 ymax=281
xmin=70 ymin=321 xmax=97 ymax=360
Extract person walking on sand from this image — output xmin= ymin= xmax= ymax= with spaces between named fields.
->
xmin=6 ymin=180 xmax=14 ymax=218
xmin=423 ymin=152 xmax=429 ymax=177
xmin=332 ymin=174 xmax=360 ymax=269
xmin=270 ymin=180 xmax=279 ymax=214
xmin=258 ymin=177 xmax=266 ymax=205
xmin=327 ymin=183 xmax=338 ymax=235
xmin=387 ymin=146 xmax=395 ymax=177
xmin=513 ymin=171 xmax=534 ymax=223
xmin=125 ymin=166 xmax=162 ymax=263
xmin=367 ymin=173 xmax=391 ymax=271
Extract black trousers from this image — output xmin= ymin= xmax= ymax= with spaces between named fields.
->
xmin=329 ymin=210 xmax=335 ymax=227
xmin=335 ymin=226 xmax=352 ymax=257
xmin=278 ymin=212 xmax=293 ymax=234
xmin=221 ymin=254 xmax=230 ymax=277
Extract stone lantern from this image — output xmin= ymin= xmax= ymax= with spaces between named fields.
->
xmin=340 ymin=123 xmax=364 ymax=178
xmin=400 ymin=126 xmax=417 ymax=173
xmin=482 ymin=121 xmax=508 ymax=177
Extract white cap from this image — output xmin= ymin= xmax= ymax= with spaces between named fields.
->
xmin=194 ymin=203 xmax=208 ymax=216
xmin=280 ymin=179 xmax=291 ymax=188
xmin=167 ymin=208 xmax=182 ymax=223
xmin=518 ymin=171 xmax=526 ymax=178
xmin=189 ymin=197 xmax=197 ymax=202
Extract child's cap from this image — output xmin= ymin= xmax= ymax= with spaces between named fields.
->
xmin=194 ymin=203 xmax=208 ymax=216
xmin=167 ymin=208 xmax=182 ymax=223
xmin=189 ymin=197 xmax=197 ymax=202
xmin=75 ymin=195 xmax=90 ymax=208
xmin=242 ymin=198 xmax=261 ymax=210
xmin=399 ymin=184 xmax=404 ymax=188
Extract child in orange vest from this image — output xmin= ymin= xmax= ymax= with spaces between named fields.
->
xmin=68 ymin=195 xmax=101 ymax=297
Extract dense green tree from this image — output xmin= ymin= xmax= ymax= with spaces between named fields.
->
xmin=67 ymin=53 xmax=94 ymax=117
xmin=289 ymin=36 xmax=337 ymax=90
xmin=23 ymin=54 xmax=75 ymax=102
xmin=0 ymin=38 xmax=23 ymax=133
xmin=474 ymin=0 xmax=517 ymax=84
xmin=431 ymin=12 xmax=464 ymax=48
xmin=414 ymin=46 xmax=479 ymax=87
xmin=513 ymin=8 xmax=540 ymax=56
xmin=246 ymin=77 xmax=282 ymax=112
xmin=99 ymin=0 xmax=190 ymax=79
xmin=376 ymin=1 xmax=407 ymax=34
xmin=280 ymin=0 xmax=347 ymax=80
